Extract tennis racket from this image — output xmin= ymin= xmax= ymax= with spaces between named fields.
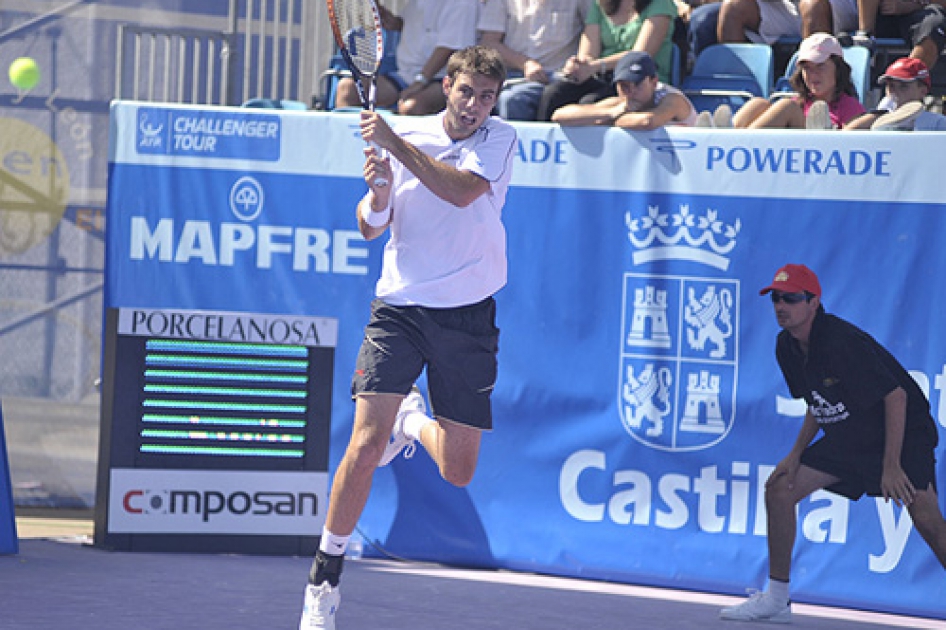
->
xmin=327 ymin=0 xmax=388 ymax=187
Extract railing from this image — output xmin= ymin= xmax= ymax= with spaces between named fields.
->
xmin=114 ymin=0 xmax=320 ymax=107
xmin=115 ymin=24 xmax=232 ymax=105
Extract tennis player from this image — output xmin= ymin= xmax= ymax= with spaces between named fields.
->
xmin=299 ymin=45 xmax=516 ymax=630
xmin=721 ymin=264 xmax=946 ymax=623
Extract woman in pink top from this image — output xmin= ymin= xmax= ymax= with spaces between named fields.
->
xmin=733 ymin=33 xmax=865 ymax=129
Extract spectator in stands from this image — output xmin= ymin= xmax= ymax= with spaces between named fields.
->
xmin=334 ymin=0 xmax=478 ymax=115
xmin=479 ymin=0 xmax=591 ymax=121
xmin=720 ymin=263 xmax=946 ymax=624
xmin=678 ymin=0 xmax=723 ymax=63
xmin=732 ymin=33 xmax=865 ymax=128
xmin=845 ymin=57 xmax=946 ymax=129
xmin=716 ymin=0 xmax=857 ymax=45
xmin=536 ymin=0 xmax=679 ymax=121
xmin=552 ymin=51 xmax=699 ymax=126
xmin=851 ymin=0 xmax=945 ymax=71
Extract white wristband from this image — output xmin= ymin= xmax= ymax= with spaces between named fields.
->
xmin=361 ymin=197 xmax=391 ymax=227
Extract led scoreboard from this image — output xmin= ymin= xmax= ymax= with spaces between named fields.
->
xmin=94 ymin=307 xmax=337 ymax=554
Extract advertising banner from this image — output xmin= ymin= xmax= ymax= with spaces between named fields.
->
xmin=105 ymin=102 xmax=946 ymax=617
xmin=0 ymin=403 xmax=17 ymax=555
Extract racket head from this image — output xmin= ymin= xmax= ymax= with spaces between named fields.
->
xmin=327 ymin=0 xmax=384 ymax=108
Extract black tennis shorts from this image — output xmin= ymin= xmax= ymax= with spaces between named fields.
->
xmin=351 ymin=297 xmax=499 ymax=430
xmin=801 ymin=434 xmax=938 ymax=500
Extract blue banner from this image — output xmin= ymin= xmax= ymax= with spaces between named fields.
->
xmin=0 ymin=403 xmax=18 ymax=555
xmin=106 ymin=102 xmax=946 ymax=618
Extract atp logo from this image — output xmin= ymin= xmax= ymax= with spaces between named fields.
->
xmin=137 ymin=109 xmax=166 ymax=151
xmin=229 ymin=176 xmax=265 ymax=221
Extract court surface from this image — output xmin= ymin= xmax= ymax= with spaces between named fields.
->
xmin=2 ymin=530 xmax=945 ymax=630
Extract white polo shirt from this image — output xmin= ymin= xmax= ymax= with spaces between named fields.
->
xmin=375 ymin=112 xmax=517 ymax=308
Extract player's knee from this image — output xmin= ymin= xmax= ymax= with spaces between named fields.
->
xmin=763 ymin=476 xmax=793 ymax=507
xmin=347 ymin=429 xmax=389 ymax=470
xmin=440 ymin=461 xmax=476 ymax=487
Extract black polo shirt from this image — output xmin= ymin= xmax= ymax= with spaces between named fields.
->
xmin=775 ymin=308 xmax=938 ymax=457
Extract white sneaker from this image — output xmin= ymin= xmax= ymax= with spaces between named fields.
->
xmin=713 ymin=104 xmax=733 ymax=128
xmin=871 ymin=100 xmax=924 ymax=131
xmin=805 ymin=100 xmax=832 ymax=130
xmin=852 ymin=31 xmax=875 ymax=49
xmin=300 ymin=582 xmax=340 ymax=630
xmin=720 ymin=590 xmax=791 ymax=623
xmin=378 ymin=389 xmax=425 ymax=466
xmin=694 ymin=110 xmax=714 ymax=127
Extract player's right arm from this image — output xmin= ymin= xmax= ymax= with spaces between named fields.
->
xmin=357 ymin=145 xmax=393 ymax=240
xmin=360 ymin=110 xmax=493 ymax=208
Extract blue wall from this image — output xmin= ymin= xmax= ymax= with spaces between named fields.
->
xmin=105 ymin=103 xmax=946 ymax=618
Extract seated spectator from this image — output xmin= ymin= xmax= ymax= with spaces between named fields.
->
xmin=845 ymin=57 xmax=946 ymax=130
xmin=334 ymin=0 xmax=478 ymax=115
xmin=478 ymin=0 xmax=590 ymax=122
xmin=717 ymin=0 xmax=857 ymax=45
xmin=733 ymin=33 xmax=865 ymax=128
xmin=552 ymin=51 xmax=699 ymax=127
xmin=537 ymin=0 xmax=679 ymax=121
xmin=852 ymin=0 xmax=945 ymax=71
xmin=679 ymin=0 xmax=722 ymax=65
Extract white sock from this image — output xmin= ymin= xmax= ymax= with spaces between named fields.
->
xmin=767 ymin=578 xmax=790 ymax=604
xmin=318 ymin=527 xmax=350 ymax=556
xmin=402 ymin=409 xmax=434 ymax=441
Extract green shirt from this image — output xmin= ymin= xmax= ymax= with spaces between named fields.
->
xmin=587 ymin=0 xmax=677 ymax=83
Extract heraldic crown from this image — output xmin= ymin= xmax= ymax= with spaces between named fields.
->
xmin=625 ymin=205 xmax=740 ymax=268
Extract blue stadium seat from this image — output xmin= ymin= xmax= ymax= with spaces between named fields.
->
xmin=842 ymin=45 xmax=871 ymax=104
xmin=681 ymin=43 xmax=774 ymax=112
xmin=318 ymin=29 xmax=400 ymax=111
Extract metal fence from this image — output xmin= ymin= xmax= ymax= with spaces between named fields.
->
xmin=115 ymin=0 xmax=322 ymax=106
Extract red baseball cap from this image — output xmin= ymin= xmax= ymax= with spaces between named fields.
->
xmin=880 ymin=57 xmax=931 ymax=88
xmin=759 ymin=264 xmax=822 ymax=296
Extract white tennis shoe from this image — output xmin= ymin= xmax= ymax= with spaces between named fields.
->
xmin=378 ymin=389 xmax=425 ymax=466
xmin=720 ymin=590 xmax=791 ymax=623
xmin=805 ymin=100 xmax=832 ymax=130
xmin=300 ymin=582 xmax=340 ymax=630
xmin=871 ymin=100 xmax=924 ymax=131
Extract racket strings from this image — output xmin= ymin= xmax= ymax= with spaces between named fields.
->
xmin=332 ymin=0 xmax=382 ymax=76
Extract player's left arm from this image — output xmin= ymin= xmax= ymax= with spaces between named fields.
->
xmin=881 ymin=386 xmax=916 ymax=506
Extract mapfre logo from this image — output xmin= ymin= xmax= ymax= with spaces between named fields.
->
xmin=229 ymin=176 xmax=264 ymax=221
xmin=618 ymin=205 xmax=741 ymax=452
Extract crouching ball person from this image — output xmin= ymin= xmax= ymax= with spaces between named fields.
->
xmin=721 ymin=264 xmax=946 ymax=623
xmin=298 ymin=46 xmax=516 ymax=630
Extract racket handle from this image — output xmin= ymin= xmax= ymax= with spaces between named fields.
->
xmin=369 ymin=141 xmax=388 ymax=188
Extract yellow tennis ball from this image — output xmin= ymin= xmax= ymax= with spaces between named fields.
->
xmin=8 ymin=57 xmax=40 ymax=91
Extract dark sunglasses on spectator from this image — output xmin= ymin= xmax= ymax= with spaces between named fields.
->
xmin=770 ymin=291 xmax=809 ymax=304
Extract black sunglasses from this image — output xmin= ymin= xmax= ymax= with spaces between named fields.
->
xmin=770 ymin=291 xmax=810 ymax=304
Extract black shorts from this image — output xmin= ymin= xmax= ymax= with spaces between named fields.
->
xmin=875 ymin=5 xmax=946 ymax=52
xmin=351 ymin=297 xmax=499 ymax=430
xmin=801 ymin=434 xmax=938 ymax=500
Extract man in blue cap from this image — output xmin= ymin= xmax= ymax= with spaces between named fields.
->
xmin=551 ymin=51 xmax=698 ymax=129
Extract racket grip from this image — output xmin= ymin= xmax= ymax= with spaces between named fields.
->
xmin=369 ymin=141 xmax=389 ymax=188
